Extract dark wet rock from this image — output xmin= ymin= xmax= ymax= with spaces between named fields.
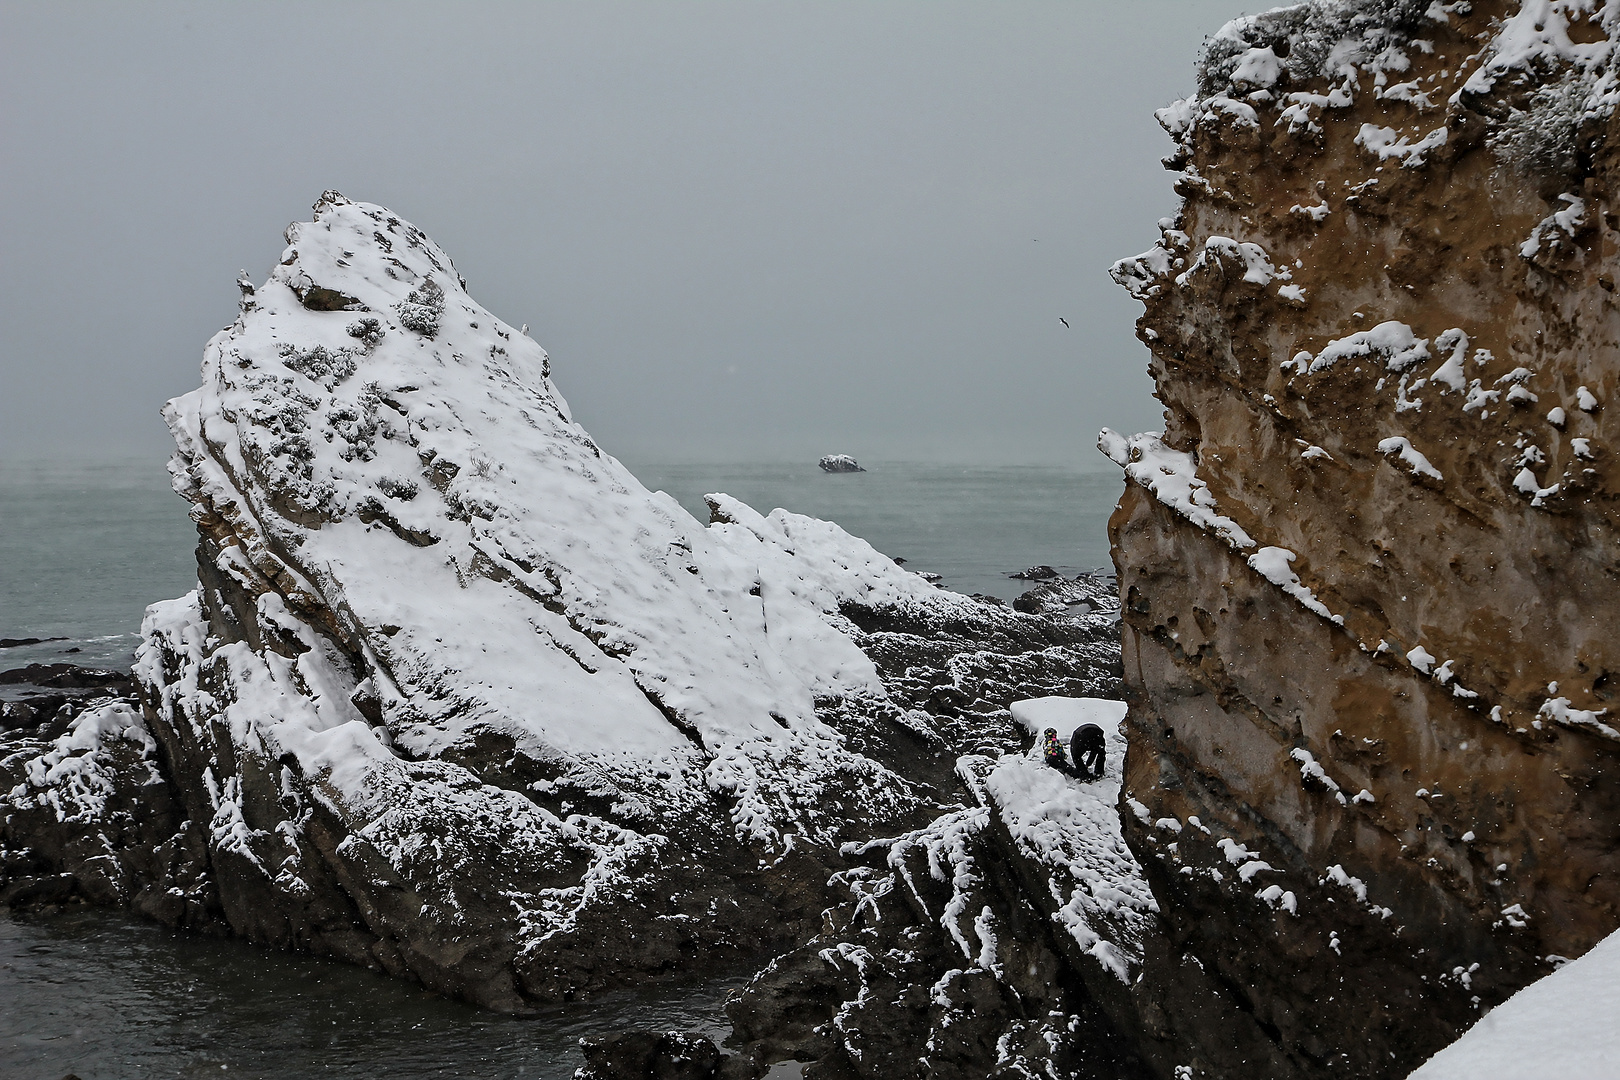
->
xmin=0 ymin=663 xmax=135 ymax=691
xmin=1007 ymin=565 xmax=1059 ymax=581
xmin=1010 ymin=572 xmax=1121 ymax=620
xmin=1 ymin=665 xmax=140 ymax=736
xmin=1 ymin=700 xmax=214 ymax=924
xmin=577 ymin=1031 xmax=762 ymax=1079
xmin=0 ymin=637 xmax=67 ymax=649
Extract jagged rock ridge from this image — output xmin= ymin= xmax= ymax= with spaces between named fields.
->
xmin=1105 ymin=0 xmax=1620 ymax=1074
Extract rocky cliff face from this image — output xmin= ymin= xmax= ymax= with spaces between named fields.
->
xmin=2 ymin=193 xmax=1123 ymax=1037
xmin=1107 ymin=0 xmax=1620 ymax=1073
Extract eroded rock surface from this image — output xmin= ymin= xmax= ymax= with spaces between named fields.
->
xmin=1106 ymin=0 xmax=1620 ymax=1073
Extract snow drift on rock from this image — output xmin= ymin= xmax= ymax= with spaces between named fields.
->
xmin=1408 ymin=926 xmax=1620 ymax=1079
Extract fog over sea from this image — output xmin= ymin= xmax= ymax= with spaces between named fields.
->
xmin=0 ymin=454 xmax=1122 ymax=1079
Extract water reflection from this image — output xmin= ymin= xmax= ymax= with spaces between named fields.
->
xmin=1 ymin=908 xmax=737 ymax=1079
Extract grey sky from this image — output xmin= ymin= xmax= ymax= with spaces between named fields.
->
xmin=1 ymin=1 xmax=1238 ymax=469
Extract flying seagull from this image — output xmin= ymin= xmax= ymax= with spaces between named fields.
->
xmin=1059 ymin=317 xmax=1070 ymax=328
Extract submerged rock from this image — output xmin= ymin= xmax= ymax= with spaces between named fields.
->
xmin=817 ymin=455 xmax=865 ymax=473
xmin=0 ymin=192 xmax=1123 ymax=1030
xmin=0 ymin=637 xmax=68 ymax=650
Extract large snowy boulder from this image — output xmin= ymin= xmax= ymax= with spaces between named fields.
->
xmin=10 ymin=191 xmax=1117 ymax=1011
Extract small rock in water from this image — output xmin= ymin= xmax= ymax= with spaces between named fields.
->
xmin=1008 ymin=565 xmax=1060 ymax=581
xmin=817 ymin=454 xmax=865 ymax=473
xmin=0 ymin=636 xmax=66 ymax=649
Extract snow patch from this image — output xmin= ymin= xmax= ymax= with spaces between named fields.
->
xmin=1355 ymin=123 xmax=1448 ymax=167
xmin=1307 ymin=322 xmax=1431 ymax=375
xmin=1098 ymin=430 xmax=1255 ymax=550
xmin=1408 ymin=926 xmax=1620 ymax=1079
xmin=1379 ymin=437 xmax=1444 ymax=481
xmin=1248 ymin=547 xmax=1341 ymax=622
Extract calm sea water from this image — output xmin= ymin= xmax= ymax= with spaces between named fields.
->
xmin=0 ymin=907 xmax=737 ymax=1080
xmin=0 ymin=455 xmax=1124 ymax=1078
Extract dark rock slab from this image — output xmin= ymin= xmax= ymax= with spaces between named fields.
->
xmin=577 ymin=1031 xmax=762 ymax=1079
xmin=0 ymin=663 xmax=135 ymax=691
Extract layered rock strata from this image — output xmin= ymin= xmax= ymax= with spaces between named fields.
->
xmin=1 ymin=193 xmax=1122 ymax=1027
xmin=1107 ymin=0 xmax=1620 ymax=1073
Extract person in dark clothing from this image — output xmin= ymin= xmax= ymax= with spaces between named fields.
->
xmin=1071 ymin=724 xmax=1106 ymax=779
xmin=1042 ymin=728 xmax=1069 ymax=772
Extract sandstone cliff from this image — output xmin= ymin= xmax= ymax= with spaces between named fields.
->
xmin=1107 ymin=0 xmax=1620 ymax=1073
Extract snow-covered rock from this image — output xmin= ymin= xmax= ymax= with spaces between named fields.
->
xmin=1408 ymin=927 xmax=1620 ymax=1079
xmin=3 ymin=192 xmax=1123 ymax=1016
xmin=818 ymin=454 xmax=865 ymax=473
xmin=987 ymin=698 xmax=1155 ymax=983
xmin=727 ymin=698 xmax=1160 ymax=1077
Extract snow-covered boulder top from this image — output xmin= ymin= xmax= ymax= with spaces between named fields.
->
xmin=163 ymin=191 xmax=969 ymax=849
xmin=818 ymin=454 xmax=865 ymax=473
xmin=980 ymin=698 xmax=1155 ymax=984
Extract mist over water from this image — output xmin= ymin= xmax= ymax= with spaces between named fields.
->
xmin=0 ymin=460 xmax=195 ymax=669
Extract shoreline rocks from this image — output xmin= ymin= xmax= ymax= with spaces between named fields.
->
xmin=0 ymin=663 xmax=137 ymax=733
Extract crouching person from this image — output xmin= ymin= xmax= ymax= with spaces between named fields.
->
xmin=1071 ymin=724 xmax=1106 ymax=779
